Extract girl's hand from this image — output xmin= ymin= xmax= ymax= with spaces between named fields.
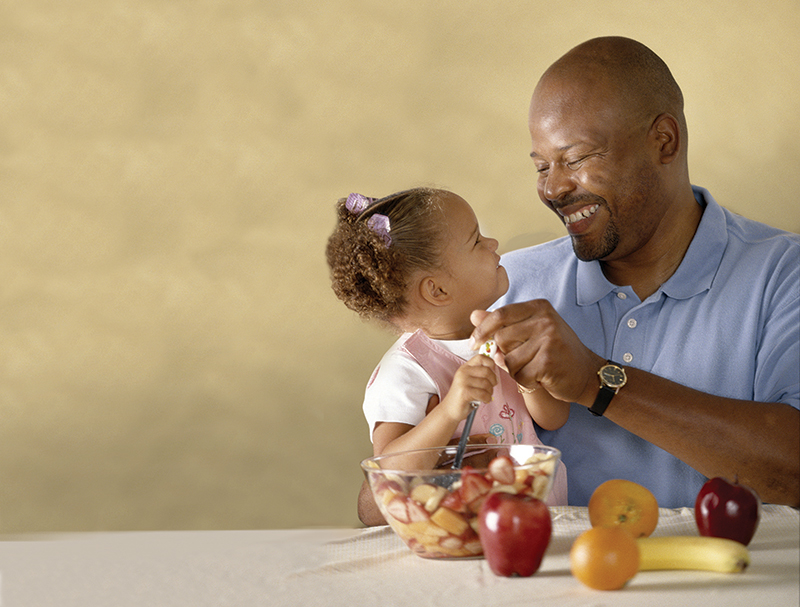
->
xmin=440 ymin=355 xmax=498 ymax=422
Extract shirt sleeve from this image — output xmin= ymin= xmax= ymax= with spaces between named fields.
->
xmin=755 ymin=262 xmax=800 ymax=410
xmin=362 ymin=348 xmax=438 ymax=442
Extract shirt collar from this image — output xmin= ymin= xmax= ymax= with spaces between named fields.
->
xmin=577 ymin=186 xmax=727 ymax=305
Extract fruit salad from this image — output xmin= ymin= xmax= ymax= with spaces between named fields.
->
xmin=363 ymin=448 xmax=558 ymax=559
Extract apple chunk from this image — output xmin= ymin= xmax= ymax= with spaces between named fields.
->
xmin=410 ymin=483 xmax=448 ymax=513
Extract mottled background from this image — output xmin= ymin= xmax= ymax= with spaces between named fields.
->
xmin=1 ymin=0 xmax=798 ymax=532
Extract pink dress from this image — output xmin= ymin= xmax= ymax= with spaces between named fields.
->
xmin=400 ymin=330 xmax=568 ymax=506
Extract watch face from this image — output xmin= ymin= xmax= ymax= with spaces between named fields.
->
xmin=601 ymin=365 xmax=626 ymax=388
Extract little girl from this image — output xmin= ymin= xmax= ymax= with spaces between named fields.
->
xmin=326 ymin=187 xmax=568 ymax=508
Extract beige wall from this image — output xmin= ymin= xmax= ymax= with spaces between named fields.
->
xmin=1 ymin=0 xmax=798 ymax=532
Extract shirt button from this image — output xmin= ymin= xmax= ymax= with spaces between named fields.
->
xmin=627 ymin=318 xmax=637 ymax=329
xmin=617 ymin=292 xmax=627 ymax=300
xmin=623 ymin=353 xmax=633 ymax=363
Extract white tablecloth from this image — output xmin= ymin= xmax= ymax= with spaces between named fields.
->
xmin=1 ymin=505 xmax=797 ymax=606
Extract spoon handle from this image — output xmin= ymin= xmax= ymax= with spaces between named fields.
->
xmin=451 ymin=403 xmax=479 ymax=469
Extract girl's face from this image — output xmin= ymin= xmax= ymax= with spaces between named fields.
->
xmin=436 ymin=193 xmax=509 ymax=319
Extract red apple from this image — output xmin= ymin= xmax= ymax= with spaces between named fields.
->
xmin=695 ymin=477 xmax=761 ymax=546
xmin=478 ymin=492 xmax=552 ymax=577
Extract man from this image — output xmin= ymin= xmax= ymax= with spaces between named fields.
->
xmin=358 ymin=36 xmax=799 ymax=524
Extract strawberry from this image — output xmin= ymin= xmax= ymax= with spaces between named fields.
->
xmin=384 ymin=495 xmax=411 ymax=524
xmin=440 ymin=491 xmax=468 ymax=514
xmin=406 ymin=499 xmax=431 ymax=522
xmin=487 ymin=456 xmax=516 ymax=485
xmin=459 ymin=470 xmax=493 ymax=508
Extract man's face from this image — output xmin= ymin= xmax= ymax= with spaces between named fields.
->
xmin=528 ymin=76 xmax=665 ymax=263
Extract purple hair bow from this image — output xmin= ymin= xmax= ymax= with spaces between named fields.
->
xmin=366 ymin=213 xmax=392 ymax=247
xmin=345 ymin=193 xmax=374 ymax=214
xmin=345 ymin=192 xmax=391 ymax=247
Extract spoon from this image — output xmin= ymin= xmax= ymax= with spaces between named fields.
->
xmin=431 ymin=340 xmax=496 ymax=488
xmin=429 ymin=403 xmax=479 ymax=490
xmin=451 ymin=402 xmax=479 ymax=470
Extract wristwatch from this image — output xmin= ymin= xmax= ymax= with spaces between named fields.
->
xmin=589 ymin=361 xmax=627 ymax=417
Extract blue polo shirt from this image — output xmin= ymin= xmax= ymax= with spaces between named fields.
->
xmin=496 ymin=186 xmax=800 ymax=507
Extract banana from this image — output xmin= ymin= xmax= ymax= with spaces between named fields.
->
xmin=637 ymin=536 xmax=750 ymax=573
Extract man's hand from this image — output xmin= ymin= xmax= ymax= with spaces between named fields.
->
xmin=358 ymin=478 xmax=386 ymax=526
xmin=470 ymin=301 xmax=604 ymax=406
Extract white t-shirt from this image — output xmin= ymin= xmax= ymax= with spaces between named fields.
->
xmin=362 ymin=334 xmax=474 ymax=442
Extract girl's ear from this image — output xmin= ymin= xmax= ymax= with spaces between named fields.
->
xmin=418 ymin=275 xmax=452 ymax=307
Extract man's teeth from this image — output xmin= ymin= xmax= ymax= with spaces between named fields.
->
xmin=564 ymin=204 xmax=599 ymax=225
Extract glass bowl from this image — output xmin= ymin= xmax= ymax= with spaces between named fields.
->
xmin=361 ymin=443 xmax=561 ymax=559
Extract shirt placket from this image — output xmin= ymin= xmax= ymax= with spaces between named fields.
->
xmin=609 ymin=288 xmax=647 ymax=366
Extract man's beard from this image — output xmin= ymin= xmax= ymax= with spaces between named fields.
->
xmin=571 ymin=219 xmax=619 ymax=261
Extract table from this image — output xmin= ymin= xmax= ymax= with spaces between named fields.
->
xmin=0 ymin=505 xmax=797 ymax=606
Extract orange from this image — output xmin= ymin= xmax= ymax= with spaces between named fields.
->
xmin=570 ymin=526 xmax=640 ymax=590
xmin=588 ymin=479 xmax=659 ymax=538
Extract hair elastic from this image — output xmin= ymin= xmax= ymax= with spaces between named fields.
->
xmin=345 ymin=192 xmax=392 ymax=247
xmin=345 ymin=192 xmax=374 ymax=214
xmin=366 ymin=214 xmax=392 ymax=247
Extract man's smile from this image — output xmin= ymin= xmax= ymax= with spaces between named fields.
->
xmin=562 ymin=203 xmax=600 ymax=226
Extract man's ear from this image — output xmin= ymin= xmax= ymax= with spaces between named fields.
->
xmin=651 ymin=112 xmax=681 ymax=164
xmin=418 ymin=276 xmax=452 ymax=307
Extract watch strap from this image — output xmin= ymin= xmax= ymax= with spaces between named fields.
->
xmin=589 ymin=385 xmax=615 ymax=416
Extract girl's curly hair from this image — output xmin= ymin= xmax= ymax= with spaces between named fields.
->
xmin=325 ymin=187 xmax=447 ymax=324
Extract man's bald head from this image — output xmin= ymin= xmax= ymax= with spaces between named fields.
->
xmin=535 ymin=37 xmax=686 ymax=149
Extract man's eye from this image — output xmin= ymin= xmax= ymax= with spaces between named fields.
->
xmin=568 ymin=153 xmax=598 ymax=168
xmin=536 ymin=165 xmax=549 ymax=174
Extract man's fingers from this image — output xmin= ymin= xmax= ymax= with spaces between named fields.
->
xmin=469 ymin=308 xmax=505 ymax=349
xmin=469 ymin=300 xmax=550 ymax=349
xmin=469 ymin=309 xmax=490 ymax=331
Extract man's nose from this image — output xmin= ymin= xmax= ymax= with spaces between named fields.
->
xmin=542 ymin=164 xmax=575 ymax=203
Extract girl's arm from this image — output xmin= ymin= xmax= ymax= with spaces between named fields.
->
xmin=372 ymin=355 xmax=499 ymax=458
xmin=520 ymin=387 xmax=570 ymax=431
